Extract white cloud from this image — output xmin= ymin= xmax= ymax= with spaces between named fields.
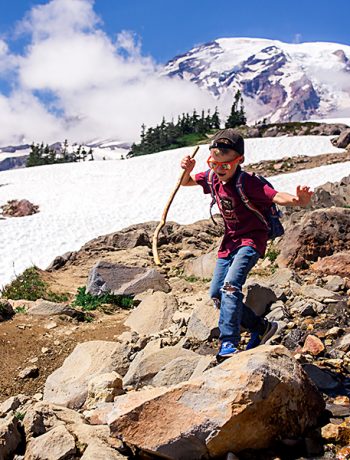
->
xmin=0 ymin=0 xmax=216 ymax=146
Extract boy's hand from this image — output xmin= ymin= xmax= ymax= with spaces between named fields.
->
xmin=181 ymin=155 xmax=196 ymax=173
xmin=294 ymin=185 xmax=313 ymax=206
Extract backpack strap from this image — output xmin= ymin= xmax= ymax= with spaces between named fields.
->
xmin=205 ymin=169 xmax=218 ymax=225
xmin=236 ymin=171 xmax=269 ymax=228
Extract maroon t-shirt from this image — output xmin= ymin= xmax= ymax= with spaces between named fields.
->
xmin=195 ymin=166 xmax=278 ymax=257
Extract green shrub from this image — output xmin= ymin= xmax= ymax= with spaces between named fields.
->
xmin=1 ymin=267 xmax=69 ymax=302
xmin=265 ymin=246 xmax=280 ymax=263
xmin=71 ymin=286 xmax=134 ymax=311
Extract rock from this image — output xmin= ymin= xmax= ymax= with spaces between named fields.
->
xmin=184 ymin=251 xmax=217 ymax=279
xmin=337 ymin=446 xmax=350 ymax=459
xmin=25 ymin=425 xmax=76 ymax=460
xmin=43 ymin=341 xmax=131 ymax=409
xmin=27 ymin=301 xmax=77 ymax=317
xmin=125 ymin=291 xmax=178 ymax=335
xmin=0 ymin=395 xmax=29 ymax=417
xmin=18 ymin=366 xmax=39 ymax=379
xmin=0 ymin=416 xmax=22 ymax=460
xmin=186 ymin=298 xmax=219 ymax=341
xmin=244 ymin=281 xmax=278 ymax=316
xmin=298 ymin=285 xmax=341 ymax=302
xmin=0 ymin=300 xmax=15 ymax=321
xmin=86 ymin=387 xmax=168 ymax=426
xmin=302 ymin=335 xmax=325 ymax=356
xmin=123 ymin=340 xmax=199 ymax=387
xmin=303 ymin=364 xmax=340 ymax=390
xmin=85 ymin=372 xmax=124 ymax=409
xmin=152 ymin=355 xmax=202 ymax=387
xmin=335 ymin=128 xmax=350 ymax=148
xmin=277 ymin=208 xmax=350 ymax=268
xmin=266 ymin=307 xmax=285 ymax=321
xmin=86 ymin=261 xmax=170 ymax=296
xmin=323 ymin=275 xmax=345 ymax=292
xmin=46 ymin=251 xmax=76 ymax=271
xmin=335 ymin=333 xmax=350 ymax=352
xmin=110 ymin=345 xmax=324 ymax=459
xmin=311 ymin=252 xmax=350 ymax=277
xmin=81 ymin=440 xmax=125 ymax=459
xmin=321 ymin=421 xmax=350 ymax=444
xmin=1 ymin=199 xmax=39 ymax=217
xmin=266 ymin=268 xmax=296 ymax=287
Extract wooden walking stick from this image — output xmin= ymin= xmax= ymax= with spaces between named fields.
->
xmin=152 ymin=145 xmax=200 ymax=266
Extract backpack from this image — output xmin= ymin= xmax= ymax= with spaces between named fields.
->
xmin=206 ymin=169 xmax=284 ymax=240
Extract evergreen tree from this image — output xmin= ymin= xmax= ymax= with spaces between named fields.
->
xmin=225 ymin=90 xmax=247 ymax=128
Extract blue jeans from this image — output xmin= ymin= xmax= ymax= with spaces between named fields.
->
xmin=209 ymin=245 xmax=265 ymax=346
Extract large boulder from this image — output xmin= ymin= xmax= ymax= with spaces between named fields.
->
xmin=110 ymin=345 xmax=324 ymax=459
xmin=277 ymin=208 xmax=350 ymax=268
xmin=186 ymin=298 xmax=219 ymax=341
xmin=184 ymin=251 xmax=217 ymax=279
xmin=123 ymin=340 xmax=199 ymax=387
xmin=125 ymin=291 xmax=178 ymax=335
xmin=244 ymin=281 xmax=278 ymax=316
xmin=86 ymin=261 xmax=170 ymax=296
xmin=311 ymin=251 xmax=350 ymax=277
xmin=43 ymin=341 xmax=131 ymax=409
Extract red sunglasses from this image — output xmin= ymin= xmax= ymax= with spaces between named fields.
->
xmin=207 ymin=156 xmax=242 ymax=171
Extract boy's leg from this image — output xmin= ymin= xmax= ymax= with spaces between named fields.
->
xmin=219 ymin=246 xmax=260 ymax=347
xmin=209 ymin=256 xmax=231 ymax=307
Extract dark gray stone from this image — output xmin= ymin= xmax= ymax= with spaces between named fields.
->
xmin=86 ymin=261 xmax=170 ymax=296
xmin=302 ymin=364 xmax=340 ymax=391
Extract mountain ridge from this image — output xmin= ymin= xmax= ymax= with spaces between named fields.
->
xmin=163 ymin=37 xmax=350 ymax=123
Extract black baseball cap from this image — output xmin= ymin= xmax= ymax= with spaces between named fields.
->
xmin=210 ymin=129 xmax=244 ymax=156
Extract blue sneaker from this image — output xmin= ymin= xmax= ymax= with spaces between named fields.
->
xmin=216 ymin=341 xmax=239 ymax=362
xmin=246 ymin=321 xmax=278 ymax=350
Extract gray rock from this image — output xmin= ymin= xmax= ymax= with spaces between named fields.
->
xmin=323 ymin=275 xmax=345 ymax=292
xmin=25 ymin=425 xmax=76 ymax=460
xmin=335 ymin=128 xmax=350 ymax=148
xmin=43 ymin=341 xmax=131 ymax=409
xmin=27 ymin=301 xmax=77 ymax=317
xmin=0 ymin=416 xmax=21 ymax=460
xmin=86 ymin=261 xmax=170 ymax=296
xmin=184 ymin=251 xmax=217 ymax=279
xmin=0 ymin=394 xmax=29 ymax=417
xmin=125 ymin=291 xmax=178 ymax=336
xmin=186 ymin=298 xmax=219 ymax=341
xmin=302 ymin=364 xmax=340 ymax=391
xmin=335 ymin=333 xmax=350 ymax=352
xmin=244 ymin=281 xmax=278 ymax=316
xmin=266 ymin=307 xmax=285 ymax=321
xmin=18 ymin=366 xmax=39 ymax=379
xmin=123 ymin=340 xmax=198 ymax=387
xmin=152 ymin=355 xmax=202 ymax=387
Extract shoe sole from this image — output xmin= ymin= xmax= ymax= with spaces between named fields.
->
xmin=216 ymin=350 xmax=240 ymax=363
xmin=260 ymin=321 xmax=278 ymax=345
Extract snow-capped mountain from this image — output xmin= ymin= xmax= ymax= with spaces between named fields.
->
xmin=163 ymin=38 xmax=350 ymax=123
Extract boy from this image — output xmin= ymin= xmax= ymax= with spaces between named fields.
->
xmin=180 ymin=128 xmax=313 ymax=361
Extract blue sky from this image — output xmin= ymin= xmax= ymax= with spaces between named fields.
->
xmin=0 ymin=0 xmax=349 ymax=146
xmin=1 ymin=0 xmax=350 ymax=63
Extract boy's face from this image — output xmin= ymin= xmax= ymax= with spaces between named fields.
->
xmin=209 ymin=147 xmax=243 ymax=182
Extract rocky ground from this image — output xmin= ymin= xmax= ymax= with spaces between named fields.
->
xmin=1 ymin=137 xmax=350 ymax=459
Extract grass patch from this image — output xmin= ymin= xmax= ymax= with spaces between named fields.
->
xmin=71 ymin=286 xmax=134 ymax=312
xmin=1 ymin=267 xmax=69 ymax=302
xmin=15 ymin=306 xmax=27 ymax=314
xmin=14 ymin=411 xmax=25 ymax=421
xmin=265 ymin=246 xmax=280 ymax=263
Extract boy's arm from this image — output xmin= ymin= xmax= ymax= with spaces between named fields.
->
xmin=273 ymin=186 xmax=313 ymax=207
xmin=180 ymin=156 xmax=198 ymax=186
